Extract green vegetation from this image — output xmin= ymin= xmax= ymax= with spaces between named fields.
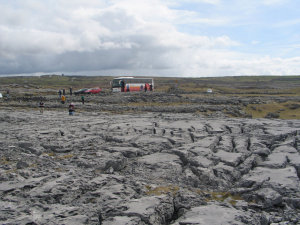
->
xmin=203 ymin=191 xmax=244 ymax=206
xmin=0 ymin=75 xmax=112 ymax=89
xmin=245 ymin=101 xmax=300 ymax=119
xmin=1 ymin=75 xmax=300 ymax=95
xmin=145 ymin=185 xmax=180 ymax=196
xmin=0 ymin=156 xmax=13 ymax=165
xmin=1 ymin=75 xmax=300 ymax=119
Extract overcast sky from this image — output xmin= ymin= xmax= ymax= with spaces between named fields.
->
xmin=0 ymin=0 xmax=300 ymax=77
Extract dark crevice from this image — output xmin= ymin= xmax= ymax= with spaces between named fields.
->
xmin=231 ymin=137 xmax=236 ymax=153
xmin=224 ymin=125 xmax=232 ymax=134
xmin=247 ymin=137 xmax=251 ymax=151
xmin=189 ymin=133 xmax=195 ymax=143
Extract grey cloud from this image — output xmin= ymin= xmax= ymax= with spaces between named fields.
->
xmin=0 ymin=32 xmax=177 ymax=75
xmin=95 ymin=8 xmax=138 ymax=32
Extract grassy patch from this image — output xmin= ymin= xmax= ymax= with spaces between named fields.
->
xmin=0 ymin=157 xmax=13 ymax=165
xmin=56 ymin=154 xmax=74 ymax=159
xmin=205 ymin=191 xmax=244 ymax=206
xmin=45 ymin=152 xmax=56 ymax=157
xmin=5 ymin=168 xmax=18 ymax=174
xmin=145 ymin=185 xmax=180 ymax=196
xmin=244 ymin=101 xmax=300 ymax=119
xmin=0 ymin=75 xmax=113 ymax=90
xmin=126 ymin=102 xmax=191 ymax=107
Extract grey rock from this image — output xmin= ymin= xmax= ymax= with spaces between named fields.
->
xmin=254 ymin=188 xmax=283 ymax=208
xmin=16 ymin=160 xmax=29 ymax=169
xmin=172 ymin=204 xmax=262 ymax=225
xmin=1 ymin=110 xmax=300 ymax=224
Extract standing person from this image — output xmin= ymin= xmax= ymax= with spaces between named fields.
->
xmin=120 ymin=80 xmax=125 ymax=92
xmin=70 ymin=87 xmax=73 ymax=96
xmin=144 ymin=83 xmax=148 ymax=92
xmin=39 ymin=99 xmax=44 ymax=114
xmin=63 ymin=89 xmax=66 ymax=95
xmin=68 ymin=103 xmax=75 ymax=115
xmin=150 ymin=84 xmax=153 ymax=91
xmin=140 ymin=85 xmax=143 ymax=91
xmin=6 ymin=90 xmax=10 ymax=100
xmin=58 ymin=90 xmax=62 ymax=97
xmin=61 ymin=95 xmax=66 ymax=104
xmin=81 ymin=95 xmax=85 ymax=104
xmin=126 ymin=84 xmax=130 ymax=92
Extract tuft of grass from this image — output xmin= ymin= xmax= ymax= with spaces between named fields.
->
xmin=244 ymin=101 xmax=300 ymax=119
xmin=57 ymin=154 xmax=74 ymax=159
xmin=55 ymin=167 xmax=65 ymax=172
xmin=29 ymin=163 xmax=38 ymax=168
xmin=43 ymin=152 xmax=74 ymax=160
xmin=145 ymin=185 xmax=180 ymax=196
xmin=5 ymin=168 xmax=18 ymax=174
xmin=205 ymin=191 xmax=244 ymax=206
xmin=1 ymin=157 xmax=12 ymax=165
xmin=45 ymin=152 xmax=56 ymax=157
xmin=126 ymin=102 xmax=191 ymax=107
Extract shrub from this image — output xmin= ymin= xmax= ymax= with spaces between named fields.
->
xmin=265 ymin=112 xmax=280 ymax=118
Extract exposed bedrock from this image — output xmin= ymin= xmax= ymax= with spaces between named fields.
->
xmin=0 ymin=110 xmax=299 ymax=224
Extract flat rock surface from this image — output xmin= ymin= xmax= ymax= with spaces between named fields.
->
xmin=0 ymin=109 xmax=300 ymax=224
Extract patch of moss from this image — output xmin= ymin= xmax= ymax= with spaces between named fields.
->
xmin=1 ymin=157 xmax=12 ymax=165
xmin=57 ymin=154 xmax=74 ymax=159
xmin=205 ymin=191 xmax=244 ymax=206
xmin=45 ymin=152 xmax=56 ymax=157
xmin=145 ymin=185 xmax=180 ymax=196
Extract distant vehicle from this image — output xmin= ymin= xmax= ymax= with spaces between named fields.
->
xmin=207 ymin=88 xmax=213 ymax=93
xmin=74 ymin=87 xmax=101 ymax=95
xmin=74 ymin=88 xmax=88 ymax=95
xmin=111 ymin=77 xmax=154 ymax=92
xmin=84 ymin=87 xmax=101 ymax=94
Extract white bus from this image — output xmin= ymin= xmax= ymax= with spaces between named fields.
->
xmin=111 ymin=77 xmax=154 ymax=92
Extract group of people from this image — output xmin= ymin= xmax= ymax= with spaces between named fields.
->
xmin=143 ymin=83 xmax=153 ymax=92
xmin=58 ymin=87 xmax=74 ymax=104
xmin=39 ymin=99 xmax=76 ymax=116
xmin=58 ymin=87 xmax=72 ymax=97
xmin=38 ymin=87 xmax=82 ymax=115
xmin=39 ymin=82 xmax=153 ymax=115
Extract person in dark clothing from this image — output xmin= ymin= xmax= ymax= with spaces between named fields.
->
xmin=150 ymin=84 xmax=153 ymax=91
xmin=120 ymin=80 xmax=125 ymax=92
xmin=58 ymin=90 xmax=62 ymax=97
xmin=63 ymin=89 xmax=66 ymax=95
xmin=6 ymin=90 xmax=10 ymax=100
xmin=70 ymin=87 xmax=73 ymax=96
xmin=81 ymin=95 xmax=85 ymax=104
xmin=144 ymin=83 xmax=148 ymax=92
xmin=39 ymin=100 xmax=44 ymax=114
xmin=69 ymin=103 xmax=75 ymax=115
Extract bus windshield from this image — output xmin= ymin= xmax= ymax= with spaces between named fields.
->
xmin=112 ymin=79 xmax=122 ymax=88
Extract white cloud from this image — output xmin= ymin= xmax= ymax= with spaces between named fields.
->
xmin=166 ymin=0 xmax=221 ymax=6
xmin=0 ymin=0 xmax=299 ymax=76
